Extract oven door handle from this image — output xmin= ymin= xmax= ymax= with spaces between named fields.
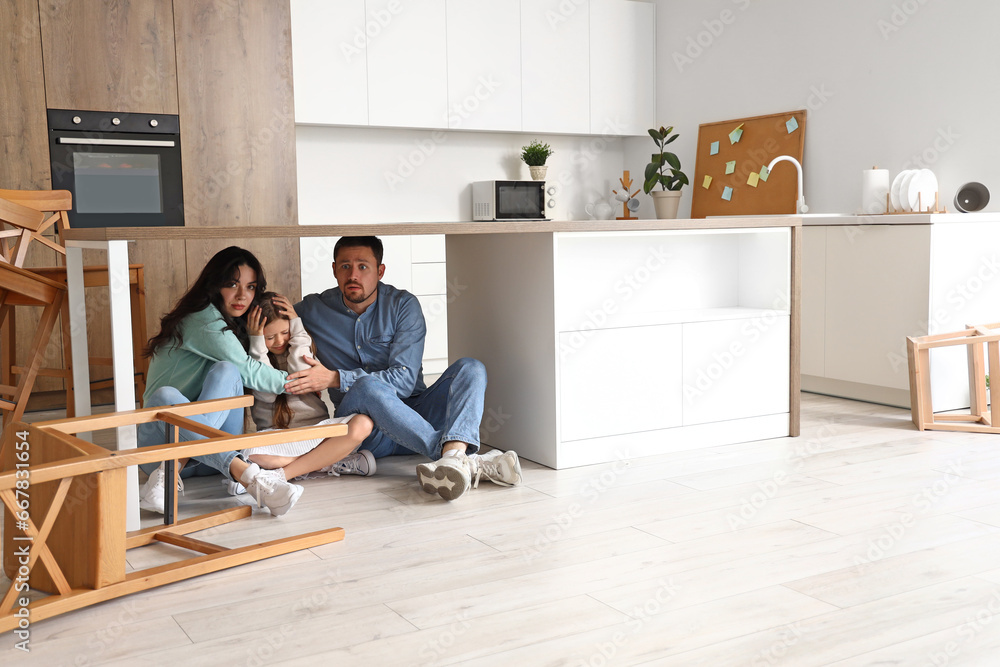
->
xmin=56 ymin=137 xmax=176 ymax=147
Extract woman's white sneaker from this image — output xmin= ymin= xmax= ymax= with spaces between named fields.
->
xmin=139 ymin=463 xmax=184 ymax=513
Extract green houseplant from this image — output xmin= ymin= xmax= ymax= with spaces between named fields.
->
xmin=521 ymin=140 xmax=554 ymax=180
xmin=643 ymin=126 xmax=689 ymax=219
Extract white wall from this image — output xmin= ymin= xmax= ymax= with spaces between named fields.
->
xmin=296 ymin=125 xmax=630 ymax=224
xmin=643 ymin=0 xmax=1000 ymax=218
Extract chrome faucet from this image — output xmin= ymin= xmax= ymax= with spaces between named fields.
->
xmin=767 ymin=155 xmax=808 ymax=214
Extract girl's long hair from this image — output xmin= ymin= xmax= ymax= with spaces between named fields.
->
xmin=256 ymin=292 xmax=294 ymax=430
xmin=144 ymin=246 xmax=267 ymax=357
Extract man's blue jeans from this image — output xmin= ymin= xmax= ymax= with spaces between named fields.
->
xmin=336 ymin=357 xmax=486 ymax=460
xmin=137 ymin=361 xmax=245 ymax=479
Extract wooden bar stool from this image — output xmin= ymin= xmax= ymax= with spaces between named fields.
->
xmin=0 ymin=263 xmax=66 ymax=427
xmin=0 ymin=189 xmax=148 ymax=414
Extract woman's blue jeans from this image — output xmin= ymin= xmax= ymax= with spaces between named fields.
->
xmin=336 ymin=357 xmax=486 ymax=460
xmin=137 ymin=361 xmax=245 ymax=479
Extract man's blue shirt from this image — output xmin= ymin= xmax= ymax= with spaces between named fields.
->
xmin=296 ymin=282 xmax=427 ymax=408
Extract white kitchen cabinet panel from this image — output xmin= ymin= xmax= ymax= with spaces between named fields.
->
xmin=800 ymin=226 xmax=826 ymax=377
xmin=291 ymin=0 xmax=368 ymax=125
xmin=559 ymin=325 xmax=683 ymax=442
xmin=446 ymin=0 xmax=522 ymax=131
xmin=410 ymin=234 xmax=446 ymax=263
xmin=589 ymin=0 xmax=655 ymax=136
xmin=682 ymin=316 xmax=790 ymax=426
xmin=520 ymin=0 xmax=590 ymax=134
xmin=417 ymin=294 xmax=449 ymax=365
xmin=412 ymin=262 xmax=447 ymax=296
xmin=366 ymin=0 xmax=448 ymax=129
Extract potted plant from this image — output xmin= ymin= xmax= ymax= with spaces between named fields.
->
xmin=643 ymin=125 xmax=689 ymax=219
xmin=521 ymin=140 xmax=554 ymax=180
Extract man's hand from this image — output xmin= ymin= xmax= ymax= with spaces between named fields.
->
xmin=285 ymin=355 xmax=339 ymax=394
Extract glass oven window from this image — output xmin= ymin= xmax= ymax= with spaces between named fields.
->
xmin=73 ymin=152 xmax=164 ymax=214
xmin=498 ymin=183 xmax=544 ymax=218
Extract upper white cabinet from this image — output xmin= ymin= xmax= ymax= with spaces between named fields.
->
xmin=446 ymin=0 xmax=522 ymax=132
xmin=520 ymin=0 xmax=591 ymax=134
xmin=291 ymin=0 xmax=368 ymax=125
xmin=367 ymin=0 xmax=448 ymax=128
xmin=290 ymin=0 xmax=651 ymax=135
xmin=590 ymin=0 xmax=655 ymax=135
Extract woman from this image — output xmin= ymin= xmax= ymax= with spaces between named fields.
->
xmin=138 ymin=246 xmax=303 ymax=517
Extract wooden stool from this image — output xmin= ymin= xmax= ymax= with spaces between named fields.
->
xmin=0 ymin=263 xmax=66 ymax=427
xmin=0 ymin=189 xmax=148 ymax=414
xmin=906 ymin=322 xmax=1000 ymax=433
xmin=0 ymin=396 xmax=348 ymax=631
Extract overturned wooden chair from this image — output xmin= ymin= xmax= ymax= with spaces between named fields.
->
xmin=907 ymin=322 xmax=1000 ymax=433
xmin=0 ymin=396 xmax=347 ymax=632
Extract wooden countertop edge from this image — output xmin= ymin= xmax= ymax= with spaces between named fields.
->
xmin=61 ymin=217 xmax=801 ymax=241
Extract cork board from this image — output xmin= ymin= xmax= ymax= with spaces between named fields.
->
xmin=690 ymin=110 xmax=807 ymax=218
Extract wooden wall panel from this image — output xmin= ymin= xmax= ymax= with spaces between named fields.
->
xmin=0 ymin=0 xmax=51 ymax=189
xmin=38 ymin=0 xmax=179 ymax=114
xmin=173 ymin=0 xmax=298 ymax=229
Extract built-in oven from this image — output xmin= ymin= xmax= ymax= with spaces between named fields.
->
xmin=47 ymin=109 xmax=184 ymax=228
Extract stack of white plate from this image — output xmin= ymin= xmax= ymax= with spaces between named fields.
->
xmin=890 ymin=169 xmax=938 ymax=213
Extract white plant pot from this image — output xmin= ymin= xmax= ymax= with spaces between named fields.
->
xmin=651 ymin=190 xmax=682 ymax=219
xmin=529 ymin=165 xmax=548 ymax=181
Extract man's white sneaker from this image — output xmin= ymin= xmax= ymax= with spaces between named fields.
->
xmin=327 ymin=449 xmax=376 ymax=477
xmin=139 ymin=463 xmax=184 ymax=514
xmin=416 ymin=454 xmax=471 ymax=501
xmin=241 ymin=463 xmax=303 ymax=517
xmin=470 ymin=449 xmax=522 ymax=488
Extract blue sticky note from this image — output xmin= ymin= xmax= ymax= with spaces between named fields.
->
xmin=725 ymin=161 xmax=736 ymax=175
xmin=710 ymin=141 xmax=720 ymax=155
xmin=759 ymin=164 xmax=770 ymax=182
xmin=786 ymin=117 xmax=799 ymax=133
xmin=729 ymin=126 xmax=744 ymax=144
xmin=722 ymin=186 xmax=733 ymax=201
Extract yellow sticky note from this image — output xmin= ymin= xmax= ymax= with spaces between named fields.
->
xmin=725 ymin=161 xmax=736 ymax=175
xmin=747 ymin=172 xmax=760 ymax=188
xmin=703 ymin=175 xmax=713 ymax=189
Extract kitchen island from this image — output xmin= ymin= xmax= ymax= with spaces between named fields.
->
xmin=62 ymin=217 xmax=801 ymax=525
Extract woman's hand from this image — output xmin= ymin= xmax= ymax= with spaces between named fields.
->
xmin=272 ymin=294 xmax=297 ymax=320
xmin=247 ymin=305 xmax=267 ymax=336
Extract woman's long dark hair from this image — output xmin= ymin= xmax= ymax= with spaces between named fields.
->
xmin=256 ymin=292 xmax=295 ymax=429
xmin=144 ymin=246 xmax=267 ymax=357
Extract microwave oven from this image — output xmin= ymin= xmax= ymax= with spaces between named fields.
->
xmin=472 ymin=180 xmax=550 ymax=221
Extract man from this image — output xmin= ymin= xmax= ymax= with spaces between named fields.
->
xmin=285 ymin=236 xmax=521 ymax=501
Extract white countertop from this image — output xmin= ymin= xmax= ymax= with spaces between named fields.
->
xmin=797 ymin=212 xmax=999 ymax=226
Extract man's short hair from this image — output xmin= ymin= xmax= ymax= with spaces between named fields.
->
xmin=334 ymin=236 xmax=384 ymax=265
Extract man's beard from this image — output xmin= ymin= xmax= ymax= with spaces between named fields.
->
xmin=344 ymin=284 xmax=375 ymax=304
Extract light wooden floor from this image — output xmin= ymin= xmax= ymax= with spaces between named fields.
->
xmin=6 ymin=392 xmax=1000 ymax=665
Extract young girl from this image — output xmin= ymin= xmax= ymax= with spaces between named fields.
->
xmin=139 ymin=246 xmax=305 ymax=517
xmin=237 ymin=292 xmax=376 ymax=480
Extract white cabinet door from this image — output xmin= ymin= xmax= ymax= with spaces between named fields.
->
xmin=589 ymin=0 xmax=655 ymax=136
xmin=291 ymin=0 xmax=368 ymax=125
xmin=521 ymin=0 xmax=590 ymax=134
xmin=446 ymin=0 xmax=521 ymax=131
xmin=559 ymin=324 xmax=683 ymax=442
xmin=682 ymin=317 xmax=790 ymax=426
xmin=367 ymin=0 xmax=448 ymax=128
xmin=801 ymin=226 xmax=826 ymax=377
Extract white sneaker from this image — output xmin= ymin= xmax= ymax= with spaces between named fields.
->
xmin=139 ymin=463 xmax=184 ymax=514
xmin=470 ymin=449 xmax=523 ymax=488
xmin=241 ymin=463 xmax=303 ymax=517
xmin=416 ymin=454 xmax=472 ymax=501
xmin=222 ymin=479 xmax=247 ymax=495
xmin=328 ymin=449 xmax=376 ymax=477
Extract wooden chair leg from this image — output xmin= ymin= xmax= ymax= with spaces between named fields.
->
xmin=4 ymin=293 xmax=64 ymax=426
xmin=59 ymin=294 xmax=75 ymax=418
